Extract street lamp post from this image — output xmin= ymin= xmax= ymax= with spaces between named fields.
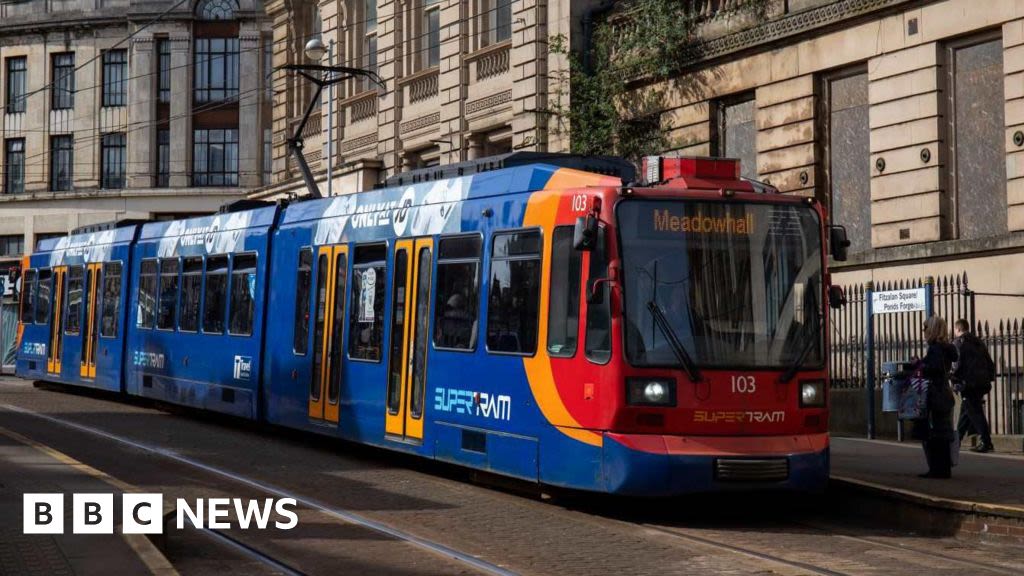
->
xmin=275 ymin=39 xmax=384 ymax=199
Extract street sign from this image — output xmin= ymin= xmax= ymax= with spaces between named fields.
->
xmin=871 ymin=287 xmax=927 ymax=314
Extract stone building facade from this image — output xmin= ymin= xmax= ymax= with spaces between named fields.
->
xmin=0 ymin=0 xmax=273 ymax=274
xmin=637 ymin=0 xmax=1024 ymax=322
xmin=255 ymin=0 xmax=598 ymax=198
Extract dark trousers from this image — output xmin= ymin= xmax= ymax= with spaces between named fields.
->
xmin=913 ymin=412 xmax=953 ymax=477
xmin=957 ymin=393 xmax=993 ymax=447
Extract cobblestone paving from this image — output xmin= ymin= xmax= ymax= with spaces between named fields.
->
xmin=1 ymin=378 xmax=1022 ymax=576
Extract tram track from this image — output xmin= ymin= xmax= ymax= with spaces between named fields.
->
xmin=0 ymin=401 xmax=518 ymax=576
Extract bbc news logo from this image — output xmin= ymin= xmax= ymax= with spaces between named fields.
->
xmin=24 ymin=494 xmax=298 ymax=534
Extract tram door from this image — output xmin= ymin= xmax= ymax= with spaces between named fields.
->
xmin=385 ymin=238 xmax=433 ymax=442
xmin=46 ymin=267 xmax=66 ymax=375
xmin=80 ymin=263 xmax=101 ymax=378
xmin=309 ymin=245 xmax=349 ymax=424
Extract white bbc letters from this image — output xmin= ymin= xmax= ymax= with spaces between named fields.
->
xmin=73 ymin=493 xmax=114 ymax=534
xmin=23 ymin=493 xmax=64 ymax=534
xmin=122 ymin=494 xmax=164 ymax=534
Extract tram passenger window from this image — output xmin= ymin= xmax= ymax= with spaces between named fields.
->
xmin=179 ymin=257 xmax=203 ymax=332
xmin=229 ymin=253 xmax=257 ymax=336
xmin=585 ymin=224 xmax=611 ymax=363
xmin=20 ymin=269 xmax=36 ymax=324
xmin=348 ymin=243 xmax=386 ymax=361
xmin=157 ymin=258 xmax=179 ymax=330
xmin=137 ymin=260 xmax=157 ymax=328
xmin=433 ymin=235 xmax=481 ymax=351
xmin=293 ymin=248 xmax=312 ymax=354
xmin=203 ymin=255 xmax=228 ymax=334
xmin=100 ymin=262 xmax=122 ymax=337
xmin=486 ymin=230 xmax=542 ymax=355
xmin=36 ymin=269 xmax=52 ymax=325
xmin=547 ymin=227 xmax=581 ymax=357
xmin=64 ymin=266 xmax=84 ymax=335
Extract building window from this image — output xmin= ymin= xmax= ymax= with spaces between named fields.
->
xmin=51 ymin=53 xmax=75 ymax=111
xmin=193 ymin=129 xmax=239 ymax=187
xmin=158 ymin=39 xmax=171 ymax=103
xmin=820 ymin=67 xmax=870 ymax=254
xmin=262 ymin=37 xmax=273 ymax=101
xmin=101 ymin=133 xmax=126 ymax=189
xmin=50 ymin=135 xmax=73 ymax=191
xmin=4 ymin=138 xmax=25 ymax=194
xmin=434 ymin=235 xmax=481 ymax=351
xmin=480 ymin=0 xmax=512 ymax=47
xmin=157 ymin=129 xmax=170 ymax=187
xmin=102 ymin=50 xmax=127 ymax=107
xmin=361 ymin=0 xmax=378 ymax=91
xmin=486 ymin=230 xmax=542 ymax=355
xmin=713 ymin=93 xmax=756 ymax=180
xmin=0 ymin=235 xmax=24 ymax=258
xmin=5 ymin=57 xmax=26 ymax=114
xmin=422 ymin=0 xmax=441 ymax=69
xmin=196 ymin=0 xmax=237 ymax=20
xmin=947 ymin=34 xmax=1006 ymax=240
xmin=194 ymin=38 xmax=240 ymax=103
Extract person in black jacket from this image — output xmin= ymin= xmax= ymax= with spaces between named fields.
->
xmin=912 ymin=316 xmax=958 ymax=479
xmin=952 ymin=319 xmax=995 ymax=453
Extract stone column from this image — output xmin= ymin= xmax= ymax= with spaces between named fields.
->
xmin=168 ymin=35 xmax=192 ymax=188
xmin=238 ymin=23 xmax=262 ymax=188
xmin=511 ymin=0 xmax=546 ymax=152
xmin=376 ymin=0 xmax=401 ymax=178
xmin=438 ymin=0 xmax=466 ymax=165
xmin=128 ymin=36 xmax=155 ymax=189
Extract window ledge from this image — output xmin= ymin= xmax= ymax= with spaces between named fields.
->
xmin=831 ymin=232 xmax=1024 ymax=271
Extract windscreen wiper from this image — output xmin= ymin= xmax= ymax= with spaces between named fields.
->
xmin=647 ymin=301 xmax=702 ymax=383
xmin=778 ymin=334 xmax=818 ymax=384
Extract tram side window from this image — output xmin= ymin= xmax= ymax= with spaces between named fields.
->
xmin=137 ymin=260 xmax=157 ymax=328
xmin=100 ymin=261 xmax=122 ymax=337
xmin=157 ymin=258 xmax=179 ymax=330
xmin=433 ymin=235 xmax=481 ymax=351
xmin=487 ymin=230 xmax=542 ymax=355
xmin=585 ymin=225 xmax=611 ymax=363
xmin=65 ymin=266 xmax=84 ymax=335
xmin=20 ymin=269 xmax=36 ymax=324
xmin=179 ymin=257 xmax=203 ymax=332
xmin=547 ymin=227 xmax=581 ymax=357
xmin=36 ymin=269 xmax=52 ymax=325
xmin=202 ymin=255 xmax=228 ymax=334
xmin=293 ymin=248 xmax=312 ymax=354
xmin=229 ymin=253 xmax=257 ymax=336
xmin=348 ymin=243 xmax=386 ymax=361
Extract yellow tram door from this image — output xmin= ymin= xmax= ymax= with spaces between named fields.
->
xmin=47 ymin=267 xmax=66 ymax=375
xmin=385 ymin=238 xmax=433 ymax=443
xmin=80 ymin=263 xmax=102 ymax=378
xmin=309 ymin=245 xmax=349 ymax=424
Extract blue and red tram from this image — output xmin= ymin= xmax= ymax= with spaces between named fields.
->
xmin=15 ymin=153 xmax=845 ymax=496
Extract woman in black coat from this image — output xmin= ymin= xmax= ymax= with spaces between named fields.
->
xmin=913 ymin=316 xmax=958 ymax=479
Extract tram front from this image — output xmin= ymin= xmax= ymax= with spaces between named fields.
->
xmin=601 ymin=156 xmax=845 ymax=494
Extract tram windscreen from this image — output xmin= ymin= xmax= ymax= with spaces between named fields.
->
xmin=618 ymin=200 xmax=823 ymax=369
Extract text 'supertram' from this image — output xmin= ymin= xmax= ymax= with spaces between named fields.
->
xmin=15 ymin=153 xmax=848 ymax=496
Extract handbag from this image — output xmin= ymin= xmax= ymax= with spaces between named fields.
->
xmin=898 ymin=368 xmax=930 ymax=420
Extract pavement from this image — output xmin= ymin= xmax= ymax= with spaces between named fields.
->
xmin=0 ymin=425 xmax=175 ymax=576
xmin=831 ymin=436 xmax=1024 ymax=514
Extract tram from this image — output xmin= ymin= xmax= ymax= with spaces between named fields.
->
xmin=15 ymin=152 xmax=848 ymax=496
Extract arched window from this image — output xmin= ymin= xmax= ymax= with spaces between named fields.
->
xmin=196 ymin=0 xmax=238 ymax=20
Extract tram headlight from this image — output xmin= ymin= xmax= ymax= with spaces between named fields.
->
xmin=799 ymin=380 xmax=826 ymax=408
xmin=627 ymin=378 xmax=677 ymax=407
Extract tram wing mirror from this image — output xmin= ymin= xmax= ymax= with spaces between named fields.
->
xmin=828 ymin=285 xmax=847 ymax=309
xmin=573 ymin=215 xmax=598 ymax=252
xmin=830 ymin=225 xmax=851 ymax=262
